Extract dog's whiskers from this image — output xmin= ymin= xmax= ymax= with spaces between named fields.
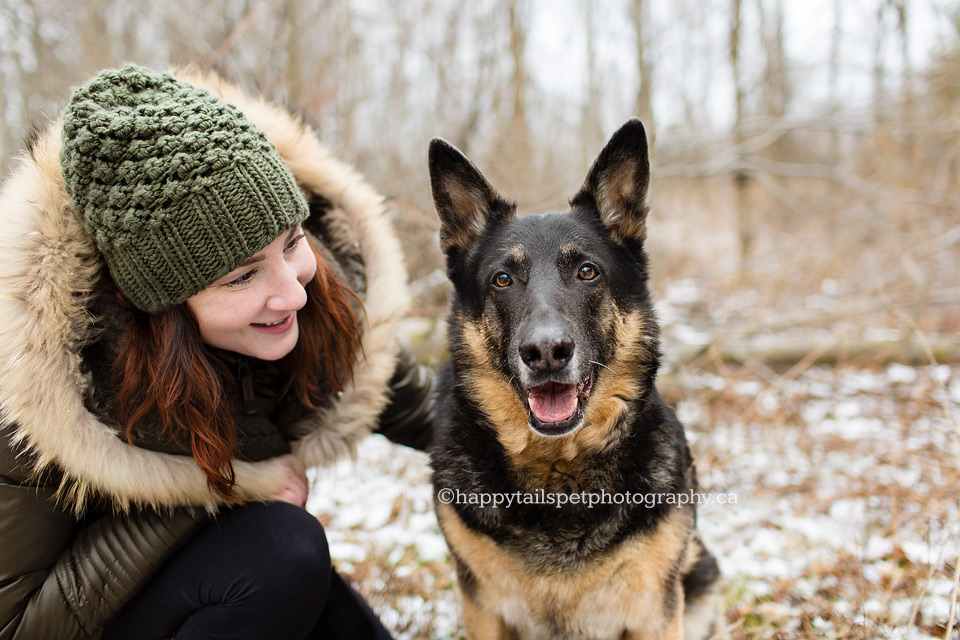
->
xmin=590 ymin=360 xmax=619 ymax=376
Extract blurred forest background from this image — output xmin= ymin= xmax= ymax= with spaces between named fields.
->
xmin=2 ymin=0 xmax=959 ymax=355
xmin=2 ymin=1 xmax=959 ymax=637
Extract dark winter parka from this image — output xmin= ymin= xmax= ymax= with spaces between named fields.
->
xmin=0 ymin=69 xmax=432 ymax=639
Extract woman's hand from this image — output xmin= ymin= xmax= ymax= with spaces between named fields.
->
xmin=272 ymin=460 xmax=309 ymax=508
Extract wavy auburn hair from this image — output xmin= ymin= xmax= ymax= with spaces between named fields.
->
xmin=109 ymin=241 xmax=361 ymax=499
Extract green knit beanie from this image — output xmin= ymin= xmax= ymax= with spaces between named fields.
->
xmin=60 ymin=65 xmax=309 ymax=313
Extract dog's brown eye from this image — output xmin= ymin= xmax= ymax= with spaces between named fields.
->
xmin=578 ymin=265 xmax=598 ymax=280
xmin=493 ymin=272 xmax=512 ymax=288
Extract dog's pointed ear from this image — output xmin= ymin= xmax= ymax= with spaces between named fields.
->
xmin=571 ymin=119 xmax=650 ymax=246
xmin=429 ymin=138 xmax=515 ymax=258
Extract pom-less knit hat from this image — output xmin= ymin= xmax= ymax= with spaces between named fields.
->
xmin=60 ymin=65 xmax=309 ymax=312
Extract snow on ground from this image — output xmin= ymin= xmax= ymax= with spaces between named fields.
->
xmin=683 ymin=364 xmax=960 ymax=638
xmin=306 ymin=440 xmax=459 ymax=639
xmin=307 ymin=357 xmax=959 ymax=639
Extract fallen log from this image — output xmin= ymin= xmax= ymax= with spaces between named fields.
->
xmin=665 ymin=336 xmax=960 ymax=369
xmin=398 ymin=318 xmax=960 ymax=370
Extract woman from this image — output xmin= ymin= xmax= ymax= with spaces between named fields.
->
xmin=0 ymin=65 xmax=433 ymax=639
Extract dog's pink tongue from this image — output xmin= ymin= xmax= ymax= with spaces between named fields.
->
xmin=528 ymin=382 xmax=578 ymax=423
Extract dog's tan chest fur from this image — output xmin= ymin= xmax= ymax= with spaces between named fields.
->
xmin=437 ymin=502 xmax=696 ymax=640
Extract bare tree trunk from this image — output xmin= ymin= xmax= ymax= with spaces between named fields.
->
xmin=679 ymin=1 xmax=700 ymax=128
xmin=873 ymin=2 xmax=887 ymax=126
xmin=758 ymin=0 xmax=790 ymax=227
xmin=80 ymin=0 xmax=114 ymax=74
xmin=284 ymin=0 xmax=303 ymax=107
xmin=730 ymin=0 xmax=752 ymax=266
xmin=0 ymin=4 xmax=13 ymax=173
xmin=388 ymin=0 xmax=413 ymax=113
xmin=580 ymin=0 xmax=603 ymax=166
xmin=829 ymin=0 xmax=842 ymax=161
xmin=498 ymin=0 xmax=531 ymax=193
xmin=432 ymin=3 xmax=457 ymax=132
xmin=895 ymin=0 xmax=910 ymax=114
xmin=17 ymin=0 xmax=48 ymax=133
xmin=0 ymin=60 xmax=9 ymax=175
xmin=335 ymin=0 xmax=358 ymax=152
xmin=630 ymin=0 xmax=655 ymax=147
xmin=454 ymin=5 xmax=502 ymax=156
xmin=759 ymin=0 xmax=788 ymax=120
xmin=893 ymin=0 xmax=913 ymax=155
xmin=508 ymin=0 xmax=529 ymax=144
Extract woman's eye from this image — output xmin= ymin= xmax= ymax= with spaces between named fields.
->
xmin=286 ymin=233 xmax=306 ymax=251
xmin=578 ymin=264 xmax=598 ymax=281
xmin=493 ymin=272 xmax=512 ymax=288
xmin=227 ymin=270 xmax=256 ymax=286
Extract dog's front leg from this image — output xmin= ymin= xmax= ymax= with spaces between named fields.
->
xmin=623 ymin=614 xmax=683 ymax=640
xmin=624 ymin=586 xmax=685 ymax=640
xmin=461 ymin=592 xmax=512 ymax=640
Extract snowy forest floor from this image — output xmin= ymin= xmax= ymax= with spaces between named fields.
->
xmin=306 ymin=288 xmax=960 ymax=640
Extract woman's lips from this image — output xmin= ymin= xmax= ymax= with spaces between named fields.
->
xmin=250 ymin=313 xmax=295 ymax=334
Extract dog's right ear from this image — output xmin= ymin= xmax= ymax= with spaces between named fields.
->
xmin=429 ymin=138 xmax=515 ymax=259
xmin=571 ymin=119 xmax=650 ymax=247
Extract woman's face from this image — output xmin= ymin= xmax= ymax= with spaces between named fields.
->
xmin=186 ymin=225 xmax=317 ymax=361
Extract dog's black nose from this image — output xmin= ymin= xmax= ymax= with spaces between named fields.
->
xmin=519 ymin=330 xmax=575 ymax=373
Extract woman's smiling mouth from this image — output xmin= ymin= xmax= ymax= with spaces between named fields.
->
xmin=251 ymin=314 xmax=295 ymax=334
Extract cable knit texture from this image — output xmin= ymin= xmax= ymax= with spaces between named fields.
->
xmin=59 ymin=65 xmax=308 ymax=312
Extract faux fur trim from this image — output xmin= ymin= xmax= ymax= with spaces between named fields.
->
xmin=0 ymin=69 xmax=409 ymax=512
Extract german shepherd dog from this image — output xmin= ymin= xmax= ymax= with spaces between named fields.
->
xmin=428 ymin=120 xmax=721 ymax=640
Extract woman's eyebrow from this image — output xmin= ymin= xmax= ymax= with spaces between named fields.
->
xmin=239 ymin=254 xmax=266 ymax=267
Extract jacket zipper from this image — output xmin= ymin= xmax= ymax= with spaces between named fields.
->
xmin=237 ymin=357 xmax=257 ymax=415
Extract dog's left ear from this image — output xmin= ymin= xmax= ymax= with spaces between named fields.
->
xmin=571 ymin=119 xmax=650 ymax=246
xmin=429 ymin=138 xmax=515 ymax=261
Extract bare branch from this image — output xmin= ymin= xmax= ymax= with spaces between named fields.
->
xmin=202 ymin=0 xmax=283 ymax=71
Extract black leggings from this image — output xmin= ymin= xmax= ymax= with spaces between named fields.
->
xmin=102 ymin=502 xmax=393 ymax=640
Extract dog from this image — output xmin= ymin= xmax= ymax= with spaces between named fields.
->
xmin=428 ymin=119 xmax=721 ymax=640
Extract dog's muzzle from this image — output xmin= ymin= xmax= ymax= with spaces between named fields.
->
xmin=524 ymin=376 xmax=593 ymax=436
xmin=516 ymin=317 xmax=594 ymax=435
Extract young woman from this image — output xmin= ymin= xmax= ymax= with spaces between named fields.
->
xmin=0 ymin=65 xmax=433 ymax=639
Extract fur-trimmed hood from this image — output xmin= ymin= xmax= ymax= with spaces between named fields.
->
xmin=0 ymin=68 xmax=409 ymax=513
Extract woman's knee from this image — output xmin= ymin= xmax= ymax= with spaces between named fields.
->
xmin=249 ymin=502 xmax=332 ymax=583
xmin=102 ymin=502 xmax=333 ymax=639
xmin=221 ymin=502 xmax=332 ymax=599
xmin=265 ymin=502 xmax=331 ymax=583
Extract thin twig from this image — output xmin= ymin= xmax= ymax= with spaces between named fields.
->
xmin=202 ymin=0 xmax=284 ymax=71
xmin=946 ymin=547 xmax=959 ymax=640
xmin=903 ymin=511 xmax=960 ymax=638
xmin=735 ymin=340 xmax=832 ymax=427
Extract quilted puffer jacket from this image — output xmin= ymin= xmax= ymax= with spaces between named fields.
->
xmin=0 ymin=68 xmax=433 ymax=639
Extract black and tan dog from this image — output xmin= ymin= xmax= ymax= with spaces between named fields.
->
xmin=428 ymin=120 xmax=721 ymax=640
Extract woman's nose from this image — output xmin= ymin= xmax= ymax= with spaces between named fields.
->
xmin=266 ymin=264 xmax=308 ymax=311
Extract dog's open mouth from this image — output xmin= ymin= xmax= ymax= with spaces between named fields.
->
xmin=526 ymin=376 xmax=593 ymax=436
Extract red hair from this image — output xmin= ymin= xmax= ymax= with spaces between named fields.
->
xmin=110 ymin=241 xmax=361 ymax=499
